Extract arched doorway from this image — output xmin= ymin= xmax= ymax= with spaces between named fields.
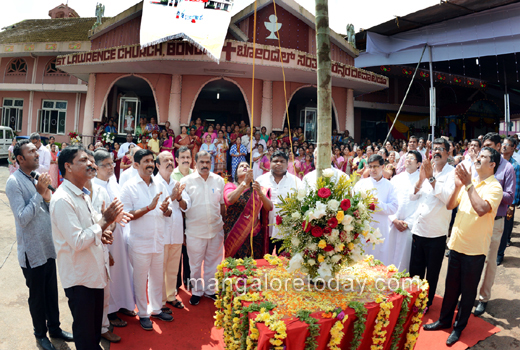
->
xmin=284 ymin=86 xmax=337 ymax=143
xmin=190 ymin=79 xmax=249 ymax=126
xmin=104 ymin=75 xmax=158 ymax=136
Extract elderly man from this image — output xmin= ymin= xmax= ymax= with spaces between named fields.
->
xmin=354 ymin=154 xmax=398 ymax=264
xmin=387 ymin=150 xmax=421 ymax=271
xmin=120 ymin=149 xmax=173 ymax=330
xmin=6 ymin=140 xmax=73 ymax=350
xmin=93 ymin=150 xmax=136 ymax=334
xmin=409 ymin=138 xmax=455 ymax=310
xmin=424 ymin=147 xmax=503 ymax=346
xmin=473 ymin=133 xmax=515 ymax=317
xmin=250 ymin=131 xmax=267 ymax=151
xmin=155 ymin=151 xmax=188 ymax=311
xmin=180 ymin=151 xmax=226 ymax=306
xmin=117 ymin=133 xmax=137 ymax=160
xmin=50 ymin=146 xmax=126 ymax=350
xmin=30 ymin=133 xmax=51 ymax=174
xmin=497 ymin=137 xmax=520 ymax=265
xmin=257 ymin=150 xmax=302 ymax=254
xmin=395 ymin=136 xmax=419 ymax=174
xmin=172 ymin=146 xmax=194 ymax=290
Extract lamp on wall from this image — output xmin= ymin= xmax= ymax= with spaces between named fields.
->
xmin=217 ymin=89 xmax=220 ymax=100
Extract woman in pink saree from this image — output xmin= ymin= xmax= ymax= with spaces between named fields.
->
xmin=223 ymin=162 xmax=272 ymax=259
xmin=49 ymin=144 xmax=60 ymax=189
xmin=160 ymin=129 xmax=176 ymax=168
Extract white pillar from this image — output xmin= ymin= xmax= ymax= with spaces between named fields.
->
xmin=260 ymin=80 xmax=272 ymax=131
xmin=346 ymin=88 xmax=354 ymax=136
xmin=27 ymin=91 xmax=34 ymax=135
xmin=169 ymin=74 xmax=182 ymax=134
xmin=82 ymin=73 xmax=96 ymax=143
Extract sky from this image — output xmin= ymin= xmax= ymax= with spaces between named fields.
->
xmin=0 ymin=0 xmax=439 ymax=34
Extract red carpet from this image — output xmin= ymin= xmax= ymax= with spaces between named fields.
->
xmin=111 ymin=293 xmax=499 ymax=350
xmin=111 ymin=286 xmax=224 ymax=350
xmin=415 ymin=295 xmax=500 ymax=350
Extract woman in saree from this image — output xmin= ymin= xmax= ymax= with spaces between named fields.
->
xmin=300 ymin=153 xmax=315 ymax=177
xmin=189 ymin=126 xmax=201 ymax=168
xmin=135 ymin=116 xmax=149 ymax=136
xmin=174 ymin=125 xmax=193 ymax=162
xmin=200 ymin=134 xmax=217 ymax=172
xmin=202 ymin=125 xmax=217 ymax=143
xmin=223 ymin=162 xmax=273 ymax=259
xmin=193 ymin=117 xmax=204 ymax=138
xmin=49 ymin=144 xmax=60 ymax=189
xmin=8 ymin=139 xmax=18 ymax=175
xmin=163 ymin=121 xmax=175 ymax=138
xmin=214 ymin=130 xmax=228 ymax=176
xmin=112 ymin=142 xmax=122 ymax=181
xmin=160 ymin=128 xmax=176 ymax=168
xmin=278 ymin=126 xmax=291 ymax=145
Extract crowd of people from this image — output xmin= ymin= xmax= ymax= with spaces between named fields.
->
xmin=5 ymin=124 xmax=520 ymax=349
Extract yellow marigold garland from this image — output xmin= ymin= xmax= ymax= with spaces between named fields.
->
xmin=403 ymin=281 xmax=429 ymax=350
xmin=370 ymin=295 xmax=394 ymax=350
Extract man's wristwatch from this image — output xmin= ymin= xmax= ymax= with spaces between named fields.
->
xmin=428 ymin=176 xmax=436 ymax=183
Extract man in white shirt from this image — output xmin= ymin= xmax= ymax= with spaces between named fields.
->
xmin=257 ymin=150 xmax=302 ymax=253
xmin=93 ymin=150 xmax=137 ymax=337
xmin=396 ymin=136 xmax=418 ymax=175
xmin=241 ymin=127 xmax=251 ymax=151
xmin=119 ymin=146 xmax=140 ymax=186
xmin=180 ymin=150 xmax=226 ymax=306
xmin=417 ymin=137 xmax=427 ymax=158
xmin=462 ymin=139 xmax=481 ymax=171
xmin=120 ymin=149 xmax=174 ymax=330
xmin=409 ymin=138 xmax=454 ymax=309
xmin=30 ymin=133 xmax=51 ymax=173
xmin=354 ymin=154 xmax=398 ymax=264
xmin=50 ymin=145 xmax=126 ymax=350
xmin=117 ymin=133 xmax=137 ymax=160
xmin=387 ymin=150 xmax=421 ymax=271
xmin=302 ymin=149 xmax=348 ymax=190
xmin=155 ymin=151 xmax=188 ymax=311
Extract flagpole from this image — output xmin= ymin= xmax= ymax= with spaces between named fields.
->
xmin=315 ymin=0 xmax=332 ymax=178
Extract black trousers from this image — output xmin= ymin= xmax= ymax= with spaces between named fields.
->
xmin=176 ymin=244 xmax=191 ymax=290
xmin=65 ymin=286 xmax=104 ymax=350
xmin=498 ymin=207 xmax=514 ymax=259
xmin=409 ymin=234 xmax=446 ymax=307
xmin=439 ymin=250 xmax=486 ymax=332
xmin=21 ymin=257 xmax=61 ymax=338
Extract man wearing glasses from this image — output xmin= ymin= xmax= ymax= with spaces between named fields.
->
xmin=408 ymin=138 xmax=455 ymax=312
xmin=353 ymin=154 xmax=398 ymax=265
xmin=395 ymin=135 xmax=418 ymax=175
xmin=424 ymin=146 xmax=503 ymax=346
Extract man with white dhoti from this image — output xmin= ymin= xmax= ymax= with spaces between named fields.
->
xmin=93 ymin=150 xmax=136 ymax=330
xmin=354 ymin=154 xmax=398 ymax=264
xmin=409 ymin=138 xmax=455 ymax=310
xmin=387 ymin=150 xmax=421 ymax=271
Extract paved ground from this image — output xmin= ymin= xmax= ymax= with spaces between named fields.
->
xmin=0 ymin=160 xmax=519 ymax=349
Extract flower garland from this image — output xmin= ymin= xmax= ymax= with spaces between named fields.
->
xmin=295 ymin=310 xmax=320 ymax=350
xmin=389 ymin=288 xmax=411 ymax=350
xmin=240 ymin=301 xmax=276 ymax=350
xmin=370 ymin=296 xmax=394 ymax=350
xmin=403 ymin=281 xmax=429 ymax=350
xmin=324 ymin=307 xmax=349 ymax=350
xmin=249 ymin=309 xmax=287 ymax=349
xmin=264 ymin=253 xmax=284 ymax=268
xmin=349 ymin=301 xmax=368 ymax=350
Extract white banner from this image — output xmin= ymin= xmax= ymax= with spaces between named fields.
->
xmin=140 ymin=0 xmax=235 ymax=62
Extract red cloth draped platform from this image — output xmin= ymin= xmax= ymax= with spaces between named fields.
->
xmin=111 ymin=260 xmax=499 ymax=350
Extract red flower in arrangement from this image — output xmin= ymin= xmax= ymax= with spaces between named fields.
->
xmin=317 ymin=188 xmax=331 ymax=199
xmin=324 ymin=245 xmax=335 ymax=252
xmin=340 ymin=199 xmax=351 ymax=211
xmin=323 ymin=227 xmax=332 ymax=235
xmin=353 ymin=210 xmax=360 ymax=219
xmin=327 ymin=217 xmax=338 ymax=228
xmin=276 ymin=215 xmax=283 ymax=225
xmin=369 ymin=203 xmax=376 ymax=211
xmin=279 ymin=251 xmax=291 ymax=258
xmin=191 ymin=19 xmax=196 ymax=23
xmin=302 ymin=221 xmax=311 ymax=232
xmin=354 ymin=233 xmax=360 ymax=240
xmin=340 ymin=231 xmax=348 ymax=241
xmin=311 ymin=227 xmax=324 ymax=237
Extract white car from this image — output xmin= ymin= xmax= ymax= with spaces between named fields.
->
xmin=0 ymin=126 xmax=14 ymax=160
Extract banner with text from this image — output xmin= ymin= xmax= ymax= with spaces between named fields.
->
xmin=140 ymin=0 xmax=234 ymax=63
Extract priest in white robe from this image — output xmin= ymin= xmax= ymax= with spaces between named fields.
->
xmin=354 ymin=154 xmax=398 ymax=265
xmin=388 ymin=150 xmax=422 ymax=271
xmin=93 ymin=150 xmax=136 ymax=326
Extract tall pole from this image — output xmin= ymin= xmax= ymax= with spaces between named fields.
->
xmin=429 ymin=46 xmax=435 ymax=142
xmin=315 ymin=0 xmax=332 ymax=177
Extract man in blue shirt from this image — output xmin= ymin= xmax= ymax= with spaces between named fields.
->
xmin=497 ymin=136 xmax=520 ymax=266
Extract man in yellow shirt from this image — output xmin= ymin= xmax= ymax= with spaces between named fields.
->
xmin=148 ymin=130 xmax=161 ymax=160
xmin=423 ymin=147 xmax=503 ymax=346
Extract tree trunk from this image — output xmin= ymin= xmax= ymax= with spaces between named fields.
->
xmin=315 ymin=0 xmax=332 ymax=178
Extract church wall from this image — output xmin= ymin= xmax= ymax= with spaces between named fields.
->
xmin=1 ymin=56 xmax=36 ymax=84
xmin=91 ymin=16 xmax=141 ymax=50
